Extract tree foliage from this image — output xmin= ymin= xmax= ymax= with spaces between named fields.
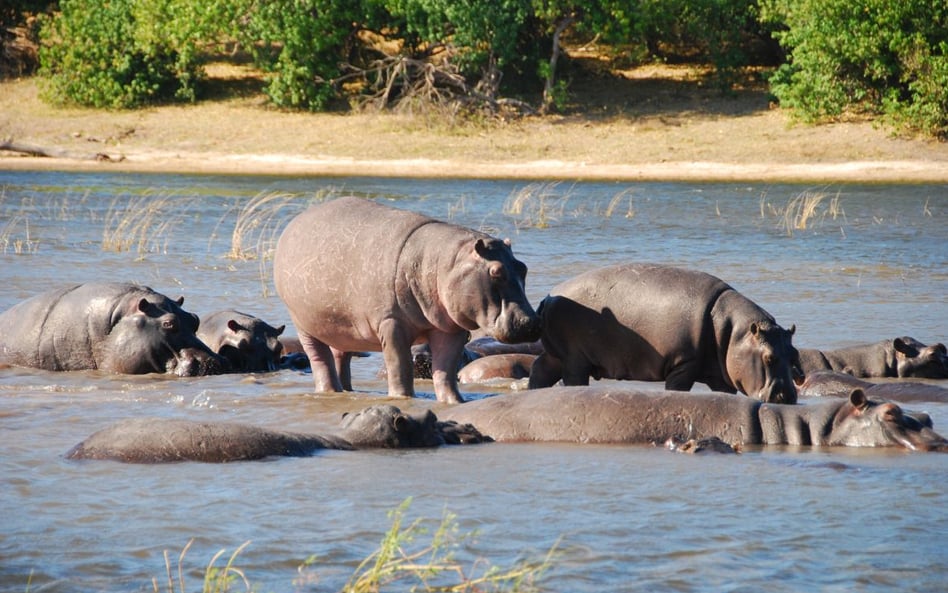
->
xmin=24 ymin=0 xmax=948 ymax=136
xmin=762 ymin=0 xmax=948 ymax=137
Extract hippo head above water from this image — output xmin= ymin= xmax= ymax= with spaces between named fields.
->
xmin=725 ymin=320 xmax=799 ymax=404
xmin=893 ymin=337 xmax=948 ymax=379
xmin=340 ymin=404 xmax=446 ymax=448
xmin=825 ymin=389 xmax=947 ymax=451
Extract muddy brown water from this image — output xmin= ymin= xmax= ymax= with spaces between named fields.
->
xmin=1 ymin=171 xmax=946 ymax=592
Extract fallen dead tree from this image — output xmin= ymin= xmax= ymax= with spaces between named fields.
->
xmin=0 ymin=137 xmax=124 ymax=162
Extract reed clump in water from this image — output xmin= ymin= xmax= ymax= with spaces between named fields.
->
xmin=759 ymin=190 xmax=845 ymax=237
xmin=153 ymin=498 xmax=556 ymax=593
xmin=1 ymin=215 xmax=39 ymax=254
xmin=102 ymin=192 xmax=183 ymax=256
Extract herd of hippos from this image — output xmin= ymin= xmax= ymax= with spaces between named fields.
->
xmin=2 ymin=196 xmax=947 ymax=462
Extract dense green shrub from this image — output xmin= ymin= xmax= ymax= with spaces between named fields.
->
xmin=242 ymin=0 xmax=369 ymax=111
xmin=762 ymin=0 xmax=948 ymax=137
xmin=38 ymin=0 xmax=242 ymax=108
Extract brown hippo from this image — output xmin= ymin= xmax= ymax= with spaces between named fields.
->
xmin=0 ymin=283 xmax=225 ymax=376
xmin=273 ymin=197 xmax=540 ymax=404
xmin=197 ymin=310 xmax=285 ymax=372
xmin=797 ymin=337 xmax=948 ymax=379
xmin=799 ymin=370 xmax=948 ymax=404
xmin=529 ymin=264 xmax=800 ymax=404
xmin=458 ymin=353 xmax=537 ymax=383
xmin=439 ymin=386 xmax=948 ymax=451
xmin=66 ymin=404 xmax=487 ymax=463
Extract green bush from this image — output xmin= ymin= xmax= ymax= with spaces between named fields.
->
xmin=39 ymin=0 xmax=196 ymax=107
xmin=762 ymin=0 xmax=948 ymax=137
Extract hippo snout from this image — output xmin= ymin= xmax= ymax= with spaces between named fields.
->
xmin=173 ymin=348 xmax=228 ymax=376
xmin=491 ymin=301 xmax=541 ymax=344
xmin=759 ymin=379 xmax=797 ymax=405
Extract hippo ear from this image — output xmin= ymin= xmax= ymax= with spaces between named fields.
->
xmin=227 ymin=319 xmax=243 ymax=333
xmin=275 ymin=324 xmax=286 ymax=336
xmin=392 ymin=414 xmax=409 ymax=433
xmin=934 ymin=343 xmax=947 ymax=355
xmin=502 ymin=238 xmax=512 ymax=247
xmin=893 ymin=338 xmax=917 ymax=356
xmin=849 ymin=388 xmax=869 ymax=410
xmin=788 ymin=324 xmax=795 ymax=336
xmin=176 ymin=297 xmax=185 ymax=306
xmin=473 ymin=238 xmax=491 ymax=259
xmin=137 ymin=298 xmax=150 ymax=313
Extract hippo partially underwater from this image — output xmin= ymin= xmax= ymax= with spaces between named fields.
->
xmin=797 ymin=337 xmax=948 ymax=379
xmin=66 ymin=405 xmax=487 ymax=463
xmin=799 ymin=370 xmax=948 ymax=404
xmin=0 ymin=283 xmax=225 ymax=376
xmin=440 ymin=386 xmax=948 ymax=451
xmin=274 ymin=197 xmax=540 ymax=404
xmin=197 ymin=309 xmax=285 ymax=372
xmin=530 ymin=264 xmax=800 ymax=403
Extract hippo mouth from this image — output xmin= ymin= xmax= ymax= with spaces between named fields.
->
xmin=489 ymin=299 xmax=541 ymax=344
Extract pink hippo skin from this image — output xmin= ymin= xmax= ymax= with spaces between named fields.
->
xmin=0 ymin=283 xmax=225 ymax=376
xmin=273 ymin=197 xmax=540 ymax=403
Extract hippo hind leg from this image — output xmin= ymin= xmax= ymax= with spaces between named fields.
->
xmin=663 ymin=363 xmax=700 ymax=392
xmin=298 ymin=331 xmax=344 ymax=393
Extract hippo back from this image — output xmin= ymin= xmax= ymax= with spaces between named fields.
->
xmin=442 ymin=386 xmax=763 ymax=445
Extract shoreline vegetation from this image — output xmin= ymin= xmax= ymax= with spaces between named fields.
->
xmin=2 ymin=63 xmax=948 ymax=183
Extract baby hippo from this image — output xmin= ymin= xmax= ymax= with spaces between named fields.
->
xmin=197 ymin=309 xmax=285 ymax=372
xmin=66 ymin=405 xmax=485 ymax=463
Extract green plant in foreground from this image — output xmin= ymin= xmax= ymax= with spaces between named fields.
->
xmin=155 ymin=498 xmax=557 ymax=593
xmin=343 ymin=497 xmax=557 ymax=593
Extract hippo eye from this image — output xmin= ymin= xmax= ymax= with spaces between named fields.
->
xmin=763 ymin=353 xmax=774 ymax=366
xmin=162 ymin=319 xmax=179 ymax=333
xmin=489 ymin=264 xmax=505 ymax=281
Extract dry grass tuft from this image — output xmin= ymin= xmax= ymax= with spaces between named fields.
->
xmin=760 ymin=190 xmax=845 ymax=237
xmin=102 ymin=192 xmax=184 ymax=257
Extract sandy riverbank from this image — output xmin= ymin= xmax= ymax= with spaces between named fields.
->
xmin=2 ymin=70 xmax=947 ymax=183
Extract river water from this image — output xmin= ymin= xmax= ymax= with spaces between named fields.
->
xmin=1 ymin=171 xmax=946 ymax=592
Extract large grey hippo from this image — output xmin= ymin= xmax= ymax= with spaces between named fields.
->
xmin=66 ymin=404 xmax=486 ymax=463
xmin=797 ymin=337 xmax=948 ymax=379
xmin=0 ymin=283 xmax=225 ymax=376
xmin=529 ymin=264 xmax=800 ymax=403
xmin=439 ymin=386 xmax=948 ymax=451
xmin=197 ymin=309 xmax=285 ymax=372
xmin=273 ymin=197 xmax=540 ymax=404
xmin=799 ymin=370 xmax=948 ymax=404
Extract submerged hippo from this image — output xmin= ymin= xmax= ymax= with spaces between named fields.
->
xmin=0 ymin=283 xmax=225 ymax=376
xmin=798 ymin=337 xmax=948 ymax=379
xmin=799 ymin=370 xmax=948 ymax=404
xmin=197 ymin=309 xmax=285 ymax=372
xmin=529 ymin=264 xmax=799 ymax=403
xmin=66 ymin=404 xmax=487 ymax=463
xmin=273 ymin=197 xmax=541 ymax=404
xmin=458 ymin=353 xmax=537 ymax=384
xmin=439 ymin=386 xmax=947 ymax=451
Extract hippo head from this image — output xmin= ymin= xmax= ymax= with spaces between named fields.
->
xmin=339 ymin=405 xmax=445 ymax=448
xmin=893 ymin=337 xmax=948 ymax=379
xmin=218 ymin=318 xmax=285 ymax=372
xmin=727 ymin=321 xmax=799 ymax=404
xmin=98 ymin=296 xmax=226 ymax=376
xmin=828 ymin=389 xmax=948 ymax=451
xmin=445 ymin=237 xmax=541 ymax=345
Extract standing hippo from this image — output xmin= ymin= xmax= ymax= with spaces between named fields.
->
xmin=440 ymin=386 xmax=948 ymax=451
xmin=797 ymin=337 xmax=948 ymax=379
xmin=0 ymin=283 xmax=225 ymax=376
xmin=65 ymin=404 xmax=486 ymax=463
xmin=529 ymin=264 xmax=799 ymax=404
xmin=273 ymin=197 xmax=540 ymax=404
xmin=799 ymin=370 xmax=948 ymax=404
xmin=197 ymin=309 xmax=285 ymax=372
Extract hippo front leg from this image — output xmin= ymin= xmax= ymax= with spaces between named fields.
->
xmin=333 ymin=349 xmax=354 ymax=391
xmin=428 ymin=331 xmax=469 ymax=404
xmin=527 ymin=352 xmax=564 ymax=389
xmin=379 ymin=318 xmax=414 ymax=398
xmin=298 ymin=331 xmax=343 ymax=393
